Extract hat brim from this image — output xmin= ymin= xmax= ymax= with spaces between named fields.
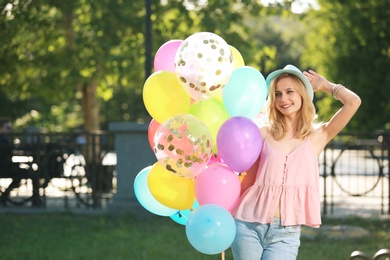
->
xmin=266 ymin=68 xmax=314 ymax=101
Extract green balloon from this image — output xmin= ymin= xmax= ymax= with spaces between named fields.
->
xmin=189 ymin=98 xmax=230 ymax=154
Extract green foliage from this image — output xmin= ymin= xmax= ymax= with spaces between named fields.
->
xmin=0 ymin=0 xmax=148 ymax=130
xmin=2 ymin=0 xmax=275 ymax=130
xmin=2 ymin=0 xmax=386 ymax=131
xmin=302 ymin=0 xmax=390 ymax=131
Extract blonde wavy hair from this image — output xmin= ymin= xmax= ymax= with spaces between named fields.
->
xmin=267 ymin=73 xmax=316 ymax=140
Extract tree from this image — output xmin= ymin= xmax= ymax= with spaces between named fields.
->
xmin=302 ymin=0 xmax=390 ymax=131
xmin=1 ymin=0 xmax=307 ymax=131
xmin=0 ymin=0 xmax=147 ymax=131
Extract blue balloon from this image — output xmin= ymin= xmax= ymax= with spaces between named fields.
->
xmin=133 ymin=165 xmax=178 ymax=216
xmin=185 ymin=204 xmax=236 ymax=255
xmin=170 ymin=200 xmax=200 ymax=225
xmin=223 ymin=66 xmax=267 ymax=119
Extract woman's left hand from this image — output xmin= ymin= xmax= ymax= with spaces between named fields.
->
xmin=303 ymin=70 xmax=330 ymax=93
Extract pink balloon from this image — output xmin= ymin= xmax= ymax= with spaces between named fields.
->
xmin=217 ymin=116 xmax=263 ymax=172
xmin=195 ymin=163 xmax=241 ymax=211
xmin=208 ymin=153 xmax=223 ymax=165
xmin=154 ymin=40 xmax=183 ymax=72
xmin=147 ymin=119 xmax=160 ymax=151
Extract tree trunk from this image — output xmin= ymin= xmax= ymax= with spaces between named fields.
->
xmin=82 ymin=77 xmax=103 ymax=206
xmin=82 ymin=79 xmax=100 ymax=132
xmin=63 ymin=6 xmax=101 ymax=132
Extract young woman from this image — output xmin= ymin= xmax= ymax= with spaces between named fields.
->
xmin=230 ymin=65 xmax=361 ymax=259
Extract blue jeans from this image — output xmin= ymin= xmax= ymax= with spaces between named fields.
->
xmin=231 ymin=218 xmax=301 ymax=260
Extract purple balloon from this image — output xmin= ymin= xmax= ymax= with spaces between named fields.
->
xmin=217 ymin=116 xmax=262 ymax=172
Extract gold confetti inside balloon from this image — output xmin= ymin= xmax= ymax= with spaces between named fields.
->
xmin=154 ymin=114 xmax=213 ymax=178
xmin=174 ymin=32 xmax=234 ymax=101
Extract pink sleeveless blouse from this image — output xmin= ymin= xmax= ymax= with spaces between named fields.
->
xmin=231 ymin=137 xmax=321 ymax=228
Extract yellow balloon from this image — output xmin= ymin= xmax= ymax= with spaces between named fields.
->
xmin=143 ymin=71 xmax=191 ymax=123
xmin=229 ymin=45 xmax=245 ymax=69
xmin=148 ymin=163 xmax=195 ymax=210
xmin=239 ymin=172 xmax=245 ymax=183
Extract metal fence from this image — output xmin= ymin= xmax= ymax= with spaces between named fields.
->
xmin=1 ymin=130 xmax=389 ymax=215
xmin=320 ymin=132 xmax=390 ymax=215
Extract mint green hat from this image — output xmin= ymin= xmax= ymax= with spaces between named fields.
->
xmin=265 ymin=64 xmax=314 ymax=100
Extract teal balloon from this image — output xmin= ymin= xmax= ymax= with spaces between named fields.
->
xmin=134 ymin=166 xmax=178 ymax=216
xmin=170 ymin=200 xmax=200 ymax=225
xmin=223 ymin=66 xmax=267 ymax=119
xmin=185 ymin=204 xmax=236 ymax=255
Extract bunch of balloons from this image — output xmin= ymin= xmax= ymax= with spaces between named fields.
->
xmin=134 ymin=32 xmax=267 ymax=255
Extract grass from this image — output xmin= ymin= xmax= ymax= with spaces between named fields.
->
xmin=0 ymin=212 xmax=389 ymax=260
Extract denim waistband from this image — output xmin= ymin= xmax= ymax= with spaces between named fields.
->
xmin=271 ymin=217 xmax=281 ymax=225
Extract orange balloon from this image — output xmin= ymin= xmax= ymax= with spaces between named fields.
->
xmin=148 ymin=163 xmax=195 ymax=210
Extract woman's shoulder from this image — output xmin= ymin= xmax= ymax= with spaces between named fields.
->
xmin=309 ymin=123 xmax=330 ymax=155
xmin=310 ymin=123 xmax=327 ymax=138
xmin=259 ymin=125 xmax=270 ymax=138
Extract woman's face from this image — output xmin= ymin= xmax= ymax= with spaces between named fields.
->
xmin=274 ymin=77 xmax=303 ymax=117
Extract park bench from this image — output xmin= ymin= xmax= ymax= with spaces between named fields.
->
xmin=0 ymin=140 xmax=104 ymax=208
xmin=0 ymin=150 xmax=40 ymax=206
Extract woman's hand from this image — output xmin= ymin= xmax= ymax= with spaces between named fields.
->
xmin=303 ymin=70 xmax=331 ymax=93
